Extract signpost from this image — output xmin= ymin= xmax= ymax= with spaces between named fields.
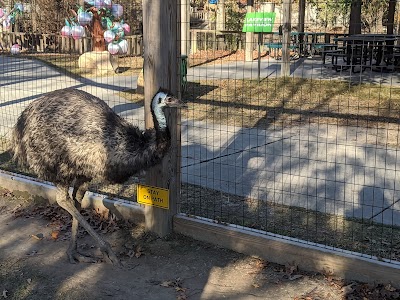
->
xmin=242 ymin=12 xmax=276 ymax=82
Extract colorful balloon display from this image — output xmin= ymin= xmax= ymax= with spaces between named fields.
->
xmin=62 ymin=0 xmax=130 ymax=55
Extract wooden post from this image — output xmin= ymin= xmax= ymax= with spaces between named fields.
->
xmin=298 ymin=0 xmax=305 ymax=55
xmin=142 ymin=0 xmax=180 ymax=237
xmin=190 ymin=30 xmax=198 ymax=54
xmin=281 ymin=0 xmax=291 ymax=77
xmin=245 ymin=0 xmax=254 ymax=62
xmin=181 ymin=0 xmax=190 ymax=55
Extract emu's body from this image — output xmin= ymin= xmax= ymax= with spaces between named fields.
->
xmin=11 ymin=88 xmax=180 ymax=264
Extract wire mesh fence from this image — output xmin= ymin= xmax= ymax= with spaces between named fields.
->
xmin=0 ymin=0 xmax=400 ymax=272
xmin=179 ymin=0 xmax=400 ymax=266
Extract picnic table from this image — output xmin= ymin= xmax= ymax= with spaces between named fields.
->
xmin=326 ymin=34 xmax=400 ymax=72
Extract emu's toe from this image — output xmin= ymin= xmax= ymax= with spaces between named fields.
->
xmin=67 ymin=249 xmax=99 ymax=264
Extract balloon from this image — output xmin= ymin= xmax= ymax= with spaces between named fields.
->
xmin=104 ymin=30 xmax=115 ymax=43
xmin=14 ymin=3 xmax=23 ymax=12
xmin=11 ymin=44 xmax=20 ymax=55
xmin=3 ymin=19 xmax=10 ymax=30
xmin=122 ymin=23 xmax=130 ymax=34
xmin=71 ymin=25 xmax=85 ymax=40
xmin=108 ymin=42 xmax=119 ymax=55
xmin=118 ymin=39 xmax=128 ymax=54
xmin=61 ymin=26 xmax=72 ymax=37
xmin=111 ymin=4 xmax=123 ymax=18
xmin=94 ymin=0 xmax=105 ymax=8
xmin=103 ymin=0 xmax=112 ymax=8
xmin=0 ymin=8 xmax=4 ymax=18
xmin=78 ymin=11 xmax=92 ymax=26
xmin=113 ymin=22 xmax=122 ymax=31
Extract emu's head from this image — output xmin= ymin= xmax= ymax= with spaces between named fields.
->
xmin=152 ymin=89 xmax=182 ymax=109
xmin=151 ymin=89 xmax=184 ymax=130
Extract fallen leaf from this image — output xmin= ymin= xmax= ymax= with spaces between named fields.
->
xmin=2 ymin=290 xmax=7 ymax=298
xmin=341 ymin=283 xmax=355 ymax=294
xmin=126 ymin=250 xmax=135 ymax=258
xmin=135 ymin=245 xmax=143 ymax=258
xmin=30 ymin=233 xmax=44 ymax=240
xmin=51 ymin=230 xmax=60 ymax=240
xmin=175 ymin=287 xmax=186 ymax=292
xmin=160 ymin=281 xmax=174 ymax=288
xmin=252 ymin=283 xmax=260 ymax=288
xmin=385 ymin=284 xmax=396 ymax=292
xmin=27 ymin=278 xmax=32 ymax=284
xmin=285 ymin=262 xmax=298 ymax=276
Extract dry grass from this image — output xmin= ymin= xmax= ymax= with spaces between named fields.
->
xmin=183 ymin=78 xmax=400 ymax=128
xmin=181 ymin=182 xmax=400 ymax=262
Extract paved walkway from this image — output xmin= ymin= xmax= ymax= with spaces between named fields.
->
xmin=1 ymin=54 xmax=400 ymax=226
xmin=187 ymin=56 xmax=400 ymax=86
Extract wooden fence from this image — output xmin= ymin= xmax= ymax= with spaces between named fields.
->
xmin=0 ymin=32 xmax=142 ymax=56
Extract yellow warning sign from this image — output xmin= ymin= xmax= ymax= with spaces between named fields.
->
xmin=137 ymin=184 xmax=169 ymax=209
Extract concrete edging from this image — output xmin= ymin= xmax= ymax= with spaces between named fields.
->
xmin=174 ymin=214 xmax=400 ymax=288
xmin=0 ymin=170 xmax=144 ymax=223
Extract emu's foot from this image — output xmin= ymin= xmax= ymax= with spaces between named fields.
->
xmin=67 ymin=249 xmax=100 ymax=264
xmin=100 ymin=243 xmax=122 ymax=267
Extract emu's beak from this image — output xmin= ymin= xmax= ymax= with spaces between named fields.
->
xmin=165 ymin=96 xmax=187 ymax=108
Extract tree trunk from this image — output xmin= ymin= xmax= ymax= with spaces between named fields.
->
xmin=386 ymin=0 xmax=396 ymax=35
xmin=348 ymin=0 xmax=362 ymax=35
xmin=92 ymin=13 xmax=106 ymax=52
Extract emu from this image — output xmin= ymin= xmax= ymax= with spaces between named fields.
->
xmin=11 ymin=88 xmax=182 ymax=265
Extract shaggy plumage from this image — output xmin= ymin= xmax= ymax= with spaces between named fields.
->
xmin=11 ymin=88 xmax=181 ymax=265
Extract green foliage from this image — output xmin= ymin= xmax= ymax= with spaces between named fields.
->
xmin=308 ymin=0 xmax=351 ymax=28
xmin=361 ymin=0 xmax=387 ymax=32
xmin=225 ymin=0 xmax=245 ymax=31
xmin=308 ymin=0 xmax=389 ymax=31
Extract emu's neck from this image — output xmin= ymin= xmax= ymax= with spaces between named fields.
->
xmin=151 ymin=98 xmax=167 ymax=131
xmin=150 ymin=96 xmax=171 ymax=161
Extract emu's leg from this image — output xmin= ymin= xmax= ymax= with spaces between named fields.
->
xmin=56 ymin=185 xmax=121 ymax=266
xmin=67 ymin=179 xmax=95 ymax=263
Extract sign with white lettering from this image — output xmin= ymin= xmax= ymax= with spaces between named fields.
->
xmin=242 ymin=12 xmax=276 ymax=33
xmin=137 ymin=184 xmax=169 ymax=209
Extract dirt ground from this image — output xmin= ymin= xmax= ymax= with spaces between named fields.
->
xmin=0 ymin=192 xmax=399 ymax=300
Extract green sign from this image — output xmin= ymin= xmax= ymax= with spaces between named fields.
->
xmin=242 ymin=12 xmax=276 ymax=33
